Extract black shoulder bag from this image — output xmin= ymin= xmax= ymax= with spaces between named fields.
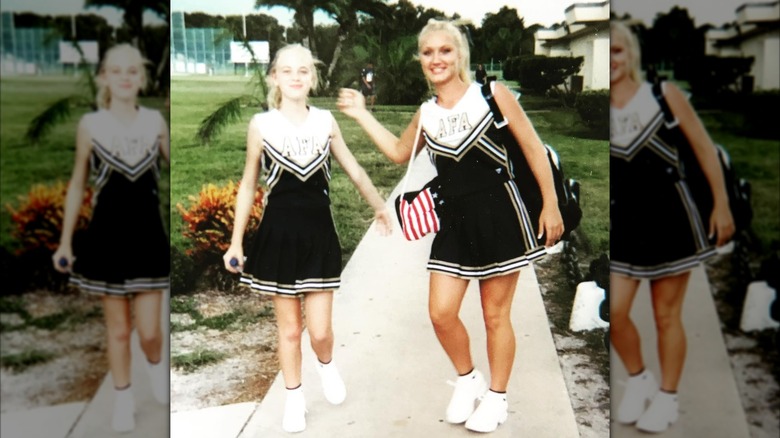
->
xmin=651 ymin=81 xmax=752 ymax=232
xmin=480 ymin=81 xmax=582 ymax=240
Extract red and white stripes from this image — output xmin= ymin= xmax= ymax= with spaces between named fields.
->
xmin=398 ymin=187 xmax=440 ymax=241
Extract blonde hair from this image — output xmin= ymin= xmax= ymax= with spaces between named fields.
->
xmin=610 ymin=21 xmax=642 ymax=83
xmin=418 ymin=18 xmax=472 ymax=85
xmin=266 ymin=44 xmax=320 ymax=109
xmin=96 ymin=44 xmax=148 ymax=109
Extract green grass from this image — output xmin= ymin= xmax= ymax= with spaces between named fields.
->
xmin=699 ymin=111 xmax=780 ymax=253
xmin=0 ymin=76 xmax=169 ymax=251
xmin=1 ymin=349 xmax=56 ymax=372
xmin=172 ymin=348 xmax=227 ymax=373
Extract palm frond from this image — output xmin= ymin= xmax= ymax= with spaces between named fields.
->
xmin=196 ymin=97 xmax=244 ymax=145
xmin=25 ymin=97 xmax=77 ymax=144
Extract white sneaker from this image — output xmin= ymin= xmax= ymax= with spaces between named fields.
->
xmin=446 ymin=369 xmax=488 ymax=424
xmin=112 ymin=386 xmax=135 ymax=433
xmin=616 ymin=369 xmax=658 ymax=424
xmin=315 ymin=359 xmax=346 ymax=405
xmin=465 ymin=390 xmax=509 ymax=432
xmin=145 ymin=359 xmax=170 ymax=404
xmin=636 ymin=391 xmax=679 ymax=433
xmin=282 ymin=386 xmax=307 ymax=433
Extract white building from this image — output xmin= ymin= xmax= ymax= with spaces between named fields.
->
xmin=706 ymin=1 xmax=780 ymax=91
xmin=534 ymin=1 xmax=610 ymax=91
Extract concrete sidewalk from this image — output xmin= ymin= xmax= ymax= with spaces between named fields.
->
xmin=1 ymin=291 xmax=170 ymax=438
xmin=610 ymin=265 xmax=750 ymax=437
xmin=172 ymin=155 xmax=580 ymax=437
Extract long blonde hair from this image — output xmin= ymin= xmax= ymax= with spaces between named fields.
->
xmin=610 ymin=21 xmax=642 ymax=83
xmin=418 ymin=18 xmax=472 ymax=85
xmin=95 ymin=44 xmax=148 ymax=109
xmin=265 ymin=44 xmax=320 ymax=109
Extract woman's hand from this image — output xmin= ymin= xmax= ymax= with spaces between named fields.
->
xmin=52 ymin=246 xmax=74 ymax=273
xmin=223 ymin=246 xmax=244 ymax=273
xmin=337 ymin=88 xmax=367 ymax=119
xmin=373 ymin=207 xmax=393 ymax=236
xmin=710 ymin=203 xmax=735 ymax=247
xmin=538 ymin=204 xmax=564 ymax=247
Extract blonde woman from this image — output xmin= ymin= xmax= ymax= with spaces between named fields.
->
xmin=610 ymin=22 xmax=734 ymax=433
xmin=339 ymin=19 xmax=563 ymax=433
xmin=52 ymin=44 xmax=170 ymax=432
xmin=223 ymin=44 xmax=392 ymax=433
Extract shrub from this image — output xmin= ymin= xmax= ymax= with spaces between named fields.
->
xmin=5 ymin=181 xmax=93 ymax=254
xmin=504 ymin=55 xmax=584 ymax=95
xmin=176 ymin=181 xmax=264 ymax=265
xmin=170 ymin=245 xmax=197 ymax=295
xmin=741 ymin=90 xmax=779 ymax=140
xmin=682 ymin=55 xmax=754 ymax=95
xmin=3 ymin=182 xmax=92 ymax=293
xmin=574 ymin=90 xmax=610 ymax=140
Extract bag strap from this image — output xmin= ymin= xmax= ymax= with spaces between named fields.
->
xmin=399 ymin=114 xmax=425 ymax=194
xmin=480 ymin=81 xmax=509 ymax=130
xmin=651 ymin=81 xmax=680 ymax=129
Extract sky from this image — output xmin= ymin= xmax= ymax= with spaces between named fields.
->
xmin=169 ymin=0 xmax=573 ymax=28
xmin=0 ymin=1 xmax=752 ymax=29
xmin=0 ymin=0 xmax=164 ymax=27
xmin=612 ymin=0 xmax=750 ymax=27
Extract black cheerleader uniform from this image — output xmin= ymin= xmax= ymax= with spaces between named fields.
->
xmin=70 ymin=107 xmax=170 ymax=296
xmin=419 ymin=83 xmax=547 ymax=279
xmin=610 ymin=82 xmax=716 ymax=279
xmin=239 ymin=107 xmax=341 ymax=296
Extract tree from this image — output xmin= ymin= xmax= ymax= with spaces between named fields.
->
xmin=321 ymin=0 xmax=391 ymax=87
xmin=479 ymin=6 xmax=525 ymax=62
xmin=85 ymin=0 xmax=168 ymax=51
xmin=646 ymin=6 xmax=702 ymax=79
xmin=255 ymin=0 xmax=330 ymax=58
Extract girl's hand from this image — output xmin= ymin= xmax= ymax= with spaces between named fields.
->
xmin=538 ymin=205 xmax=564 ymax=247
xmin=223 ymin=247 xmax=244 ymax=273
xmin=709 ymin=203 xmax=735 ymax=247
xmin=373 ymin=207 xmax=393 ymax=236
xmin=52 ymin=246 xmax=74 ymax=273
xmin=337 ymin=88 xmax=367 ymax=119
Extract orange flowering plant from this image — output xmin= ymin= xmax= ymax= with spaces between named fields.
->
xmin=5 ymin=181 xmax=93 ymax=254
xmin=176 ymin=181 xmax=264 ymax=263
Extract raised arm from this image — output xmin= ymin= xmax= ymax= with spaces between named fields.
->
xmin=328 ymin=117 xmax=392 ymax=236
xmin=337 ymin=88 xmax=423 ymax=164
xmin=223 ymin=116 xmax=264 ymax=272
xmin=52 ymin=117 xmax=92 ymax=272
xmin=665 ymin=82 xmax=734 ymax=246
xmin=493 ymin=82 xmax=563 ymax=246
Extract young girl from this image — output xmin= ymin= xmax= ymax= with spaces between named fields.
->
xmin=223 ymin=44 xmax=392 ymax=433
xmin=52 ymin=44 xmax=170 ymax=433
xmin=339 ymin=19 xmax=563 ymax=433
xmin=610 ymin=22 xmax=734 ymax=433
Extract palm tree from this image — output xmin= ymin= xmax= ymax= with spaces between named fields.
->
xmin=196 ymin=41 xmax=269 ymax=145
xmin=84 ymin=0 xmax=168 ymax=50
xmin=324 ymin=0 xmax=390 ymax=84
xmin=256 ymin=0 xmax=332 ymax=58
xmin=25 ymin=1 xmax=169 ymax=143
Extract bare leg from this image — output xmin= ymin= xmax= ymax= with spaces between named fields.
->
xmin=133 ymin=290 xmax=163 ymax=364
xmin=610 ymin=273 xmax=644 ymax=375
xmin=478 ymin=271 xmax=520 ymax=392
xmin=102 ymin=296 xmax=133 ymax=388
xmin=429 ymin=273 xmax=472 ymax=374
xmin=303 ymin=291 xmax=334 ymax=363
xmin=273 ymin=296 xmax=304 ymax=389
xmin=649 ymin=272 xmax=691 ymax=392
